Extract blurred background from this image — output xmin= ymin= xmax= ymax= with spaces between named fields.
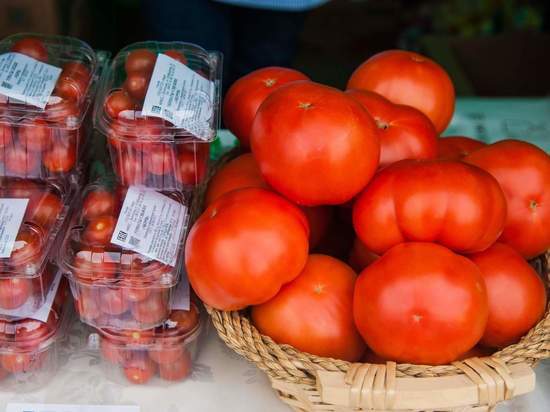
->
xmin=0 ymin=0 xmax=549 ymax=95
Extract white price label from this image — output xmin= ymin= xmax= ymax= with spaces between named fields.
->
xmin=142 ymin=53 xmax=214 ymax=140
xmin=6 ymin=404 xmax=140 ymax=412
xmin=110 ymin=186 xmax=187 ymax=266
xmin=0 ymin=198 xmax=29 ymax=258
xmin=171 ymin=275 xmax=190 ymax=311
xmin=0 ymin=52 xmax=61 ymax=109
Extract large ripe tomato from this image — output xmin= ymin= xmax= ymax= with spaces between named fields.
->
xmin=346 ymin=89 xmax=437 ymax=168
xmin=125 ymin=49 xmax=157 ymax=74
xmin=438 ymin=136 xmax=486 ymax=160
xmin=185 ymin=188 xmax=310 ymax=310
xmin=465 ymin=139 xmax=550 ymax=258
xmin=469 ymin=243 xmax=547 ymax=348
xmin=251 ymin=81 xmax=380 ymax=206
xmin=354 ymin=242 xmax=488 ymax=365
xmin=223 ymin=67 xmax=309 ymax=149
xmin=11 ymin=38 xmax=48 ymax=62
xmin=205 ymin=153 xmax=269 ymax=206
xmin=82 ymin=190 xmax=116 ymax=221
xmin=353 ymin=159 xmax=507 ymax=255
xmin=252 ymin=254 xmax=366 ymax=362
xmin=347 ymin=50 xmax=455 ymax=134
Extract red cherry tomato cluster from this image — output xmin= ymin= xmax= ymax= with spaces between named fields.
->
xmin=99 ymin=304 xmax=200 ymax=384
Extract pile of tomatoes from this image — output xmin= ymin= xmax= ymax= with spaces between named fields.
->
xmin=186 ymin=50 xmax=550 ymax=365
xmin=59 ymin=184 xmax=183 ymax=330
xmin=100 ymin=47 xmax=210 ymax=191
xmin=0 ymin=36 xmax=96 ymax=180
xmin=98 ymin=302 xmax=201 ymax=384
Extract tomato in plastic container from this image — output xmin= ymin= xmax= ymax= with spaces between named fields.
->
xmin=94 ymin=41 xmax=222 ymax=191
xmin=0 ymin=178 xmax=71 ymax=317
xmin=0 ymin=33 xmax=102 ymax=183
xmin=93 ymin=302 xmax=202 ymax=385
xmin=59 ymin=182 xmax=189 ymax=330
xmin=0 ymin=277 xmax=70 ymax=391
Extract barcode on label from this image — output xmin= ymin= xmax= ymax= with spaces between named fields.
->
xmin=151 ymin=105 xmax=161 ymax=114
xmin=117 ymin=231 xmax=128 ymax=241
xmin=1 ymin=82 xmax=12 ymax=89
xmin=128 ymin=236 xmax=140 ymax=247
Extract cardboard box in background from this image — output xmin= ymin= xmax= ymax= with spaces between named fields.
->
xmin=0 ymin=0 xmax=60 ymax=38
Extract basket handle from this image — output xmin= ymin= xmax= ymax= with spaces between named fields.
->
xmin=313 ymin=357 xmax=535 ymax=411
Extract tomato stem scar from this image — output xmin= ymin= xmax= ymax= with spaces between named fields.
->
xmin=264 ymin=79 xmax=277 ymax=87
xmin=530 ymin=200 xmax=538 ymax=210
xmin=298 ymin=102 xmax=313 ymax=110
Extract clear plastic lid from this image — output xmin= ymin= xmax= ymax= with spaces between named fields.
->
xmin=0 ymin=33 xmax=101 ymax=129
xmin=94 ymin=41 xmax=222 ymax=142
xmin=59 ymin=182 xmax=189 ymax=288
xmin=0 ymin=178 xmax=70 ymax=279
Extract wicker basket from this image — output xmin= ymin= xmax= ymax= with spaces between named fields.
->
xmin=194 ymin=150 xmax=550 ymax=412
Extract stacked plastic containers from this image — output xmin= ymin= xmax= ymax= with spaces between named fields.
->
xmin=0 ymin=33 xmax=103 ymax=389
xmin=59 ymin=41 xmax=221 ymax=385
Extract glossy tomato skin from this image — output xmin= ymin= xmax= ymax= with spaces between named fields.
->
xmin=130 ymin=291 xmax=169 ymax=325
xmin=82 ymin=216 xmax=117 ymax=246
xmin=186 ymin=188 xmax=310 ymax=310
xmin=465 ymin=139 xmax=550 ymax=258
xmin=252 ymin=254 xmax=366 ymax=361
xmin=354 ymin=242 xmax=488 ymax=365
xmin=82 ymin=190 xmax=116 ymax=221
xmin=125 ymin=49 xmax=156 ymax=74
xmin=469 ymin=243 xmax=547 ymax=348
xmin=0 ymin=278 xmax=32 ymax=309
xmin=346 ymin=89 xmax=437 ymax=168
xmin=223 ymin=67 xmax=309 ymax=149
xmin=438 ymin=136 xmax=486 ymax=160
xmin=251 ymin=81 xmax=380 ymax=206
xmin=348 ymin=50 xmax=455 ymax=134
xmin=28 ymin=192 xmax=63 ymax=230
xmin=43 ymin=142 xmax=76 ymax=173
xmin=353 ymin=159 xmax=507 ymax=255
xmin=123 ymin=71 xmax=151 ymax=101
xmin=123 ymin=353 xmax=157 ymax=384
xmin=11 ymin=38 xmax=48 ymax=62
xmin=104 ymin=90 xmax=136 ymax=119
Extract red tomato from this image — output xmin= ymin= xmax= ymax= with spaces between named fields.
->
xmin=149 ymin=345 xmax=185 ymax=364
xmin=82 ymin=216 xmax=117 ymax=245
xmin=130 ymin=291 xmax=168 ymax=325
xmin=465 ymin=140 xmax=550 ymax=258
xmin=11 ymin=38 xmax=48 ymax=62
xmin=251 ymin=81 xmax=380 ymax=206
xmin=346 ymin=89 xmax=437 ymax=168
xmin=125 ymin=49 xmax=156 ymax=74
xmin=54 ymin=62 xmax=90 ymax=102
xmin=82 ymin=190 xmax=116 ymax=221
xmin=205 ymin=153 xmax=269 ymax=206
xmin=104 ymin=90 xmax=136 ymax=119
xmin=0 ymin=278 xmax=32 ymax=309
xmin=73 ymin=250 xmax=118 ymax=280
xmin=147 ymin=144 xmax=175 ymax=175
xmin=223 ymin=67 xmax=309 ymax=148
xmin=61 ymin=61 xmax=91 ymax=80
xmin=161 ymin=306 xmax=200 ymax=337
xmin=123 ymin=353 xmax=157 ymax=384
xmin=99 ymin=288 xmax=129 ymax=316
xmin=100 ymin=338 xmax=125 ymax=364
xmin=469 ymin=243 xmax=547 ymax=348
xmin=118 ymin=329 xmax=156 ymax=345
xmin=164 ymin=50 xmax=187 ymax=65
xmin=18 ymin=119 xmax=53 ymax=152
xmin=27 ymin=192 xmax=63 ymax=230
xmin=123 ymin=287 xmax=151 ymax=303
xmin=438 ymin=136 xmax=486 ymax=160
xmin=158 ymin=350 xmax=192 ymax=381
xmin=252 ymin=254 xmax=366 ymax=361
xmin=0 ymin=367 xmax=9 ymax=380
xmin=1 ymin=352 xmax=35 ymax=373
xmin=301 ymin=206 xmax=332 ymax=250
xmin=348 ymin=50 xmax=455 ymax=133
xmin=43 ymin=142 xmax=76 ymax=173
xmin=354 ymin=242 xmax=488 ymax=365
xmin=123 ymin=71 xmax=151 ymax=101
xmin=348 ymin=237 xmax=379 ymax=273
xmin=186 ymin=188 xmax=310 ymax=310
xmin=4 ymin=145 xmax=39 ymax=176
xmin=176 ymin=146 xmax=208 ymax=186
xmin=45 ymin=97 xmax=79 ymax=123
xmin=10 ymin=228 xmax=41 ymax=266
xmin=76 ymin=288 xmax=101 ymax=321
xmin=0 ymin=123 xmax=13 ymax=149
xmin=117 ymin=154 xmax=145 ymax=186
xmin=353 ymin=159 xmax=507 ymax=255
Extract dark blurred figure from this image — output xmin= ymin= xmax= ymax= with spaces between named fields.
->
xmin=141 ymin=0 xmax=328 ymax=89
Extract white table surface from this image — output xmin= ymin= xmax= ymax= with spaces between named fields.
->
xmin=0 ymin=318 xmax=548 ymax=412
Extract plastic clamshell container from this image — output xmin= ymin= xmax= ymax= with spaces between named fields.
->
xmin=0 ymin=278 xmax=70 ymax=391
xmin=0 ymin=33 xmax=103 ymax=183
xmin=94 ymin=302 xmax=202 ymax=385
xmin=59 ymin=182 xmax=189 ymax=330
xmin=0 ymin=178 xmax=72 ymax=316
xmin=94 ymin=41 xmax=222 ymax=191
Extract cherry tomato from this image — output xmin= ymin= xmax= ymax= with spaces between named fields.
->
xmin=186 ymin=188 xmax=310 ymax=311
xmin=354 ymin=242 xmax=488 ymax=365
xmin=82 ymin=216 xmax=117 ymax=245
xmin=346 ymin=89 xmax=438 ymax=168
xmin=158 ymin=350 xmax=192 ymax=381
xmin=1 ymin=352 xmax=35 ymax=373
xmin=123 ymin=353 xmax=157 ymax=384
xmin=11 ymin=38 xmax=48 ymax=62
xmin=82 ymin=190 xmax=116 ymax=221
xmin=123 ymin=71 xmax=151 ymax=101
xmin=73 ymin=250 xmax=118 ymax=281
xmin=176 ymin=146 xmax=208 ymax=186
xmin=15 ymin=313 xmax=57 ymax=345
xmin=123 ymin=287 xmax=151 ymax=303
xmin=130 ymin=291 xmax=168 ymax=325
xmin=353 ymin=159 xmax=507 ymax=255
xmin=10 ymin=228 xmax=41 ymax=266
xmin=99 ymin=288 xmax=129 ymax=316
xmin=250 ymin=81 xmax=380 ymax=206
xmin=100 ymin=338 xmax=125 ymax=364
xmin=43 ymin=142 xmax=76 ymax=173
xmin=252 ymin=254 xmax=366 ymax=361
xmin=147 ymin=144 xmax=175 ymax=176
xmin=164 ymin=50 xmax=187 ymax=65
xmin=469 ymin=243 xmax=547 ymax=348
xmin=75 ymin=288 xmax=101 ymax=321
xmin=45 ymin=97 xmax=79 ymax=123
xmin=438 ymin=136 xmax=486 ymax=160
xmin=104 ymin=90 xmax=136 ymax=119
xmin=465 ymin=140 xmax=550 ymax=258
xmin=4 ymin=145 xmax=39 ymax=176
xmin=118 ymin=329 xmax=156 ymax=345
xmin=18 ymin=119 xmax=53 ymax=152
xmin=223 ymin=67 xmax=309 ymax=148
xmin=117 ymin=154 xmax=145 ymax=186
xmin=348 ymin=50 xmax=455 ymax=133
xmin=348 ymin=237 xmax=379 ymax=273
xmin=27 ymin=192 xmax=63 ymax=230
xmin=149 ymin=345 xmax=185 ymax=364
xmin=125 ymin=49 xmax=156 ymax=74
xmin=54 ymin=62 xmax=91 ymax=102
xmin=0 ymin=278 xmax=32 ymax=309
xmin=61 ymin=61 xmax=91 ymax=80
xmin=0 ymin=123 xmax=13 ymax=149
xmin=161 ymin=306 xmax=200 ymax=337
